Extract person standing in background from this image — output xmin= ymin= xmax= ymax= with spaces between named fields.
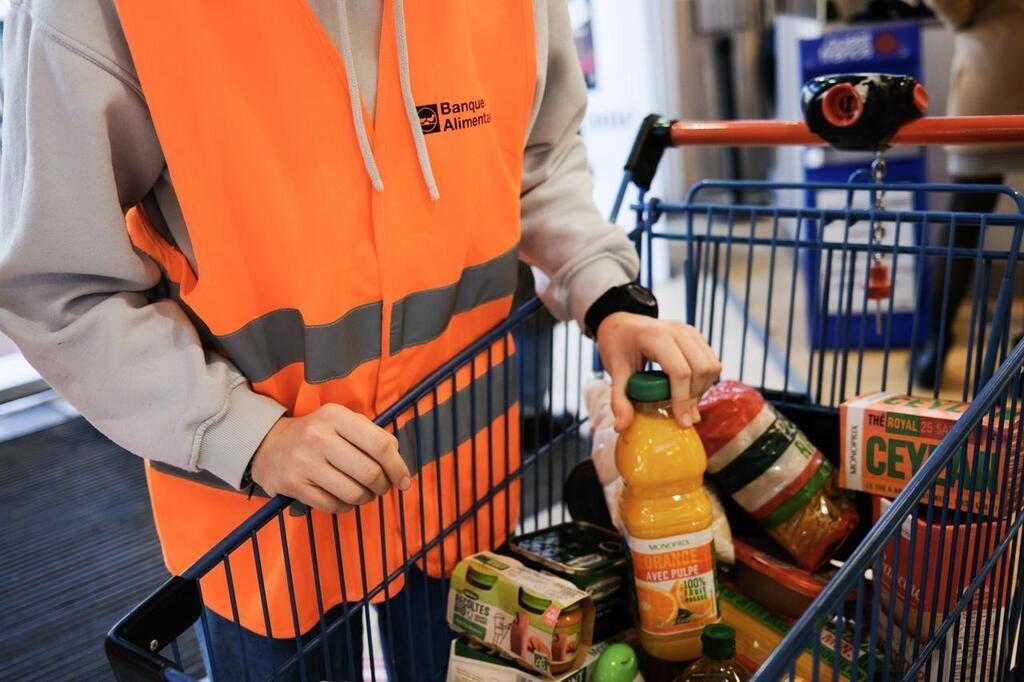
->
xmin=915 ymin=0 xmax=1024 ymax=389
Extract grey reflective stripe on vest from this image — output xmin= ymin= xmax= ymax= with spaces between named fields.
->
xmin=394 ymin=352 xmax=517 ymax=473
xmin=163 ymin=279 xmax=383 ymax=384
xmin=150 ymin=350 xmax=517 ymax=493
xmin=219 ymin=302 xmax=383 ymax=383
xmin=149 ymin=460 xmax=267 ymax=495
xmin=160 ymin=248 xmax=516 ymax=382
xmin=389 ymin=246 xmax=519 ymax=355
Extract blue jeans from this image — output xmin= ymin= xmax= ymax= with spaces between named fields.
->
xmin=196 ymin=566 xmax=454 ymax=682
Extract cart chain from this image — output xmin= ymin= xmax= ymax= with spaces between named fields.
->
xmin=870 ymin=151 xmax=887 ymax=258
xmin=867 ymin=151 xmax=892 ymax=333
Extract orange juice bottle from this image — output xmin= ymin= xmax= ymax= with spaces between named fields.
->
xmin=616 ymin=371 xmax=718 ymax=662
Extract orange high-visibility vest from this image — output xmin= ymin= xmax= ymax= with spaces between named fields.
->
xmin=114 ymin=0 xmax=535 ymax=638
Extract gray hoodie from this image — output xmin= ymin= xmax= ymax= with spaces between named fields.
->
xmin=0 ymin=0 xmax=639 ymax=488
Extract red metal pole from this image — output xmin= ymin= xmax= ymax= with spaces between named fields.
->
xmin=667 ymin=115 xmax=1024 ymax=147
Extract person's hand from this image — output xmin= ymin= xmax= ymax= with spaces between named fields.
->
xmin=249 ymin=404 xmax=412 ymax=514
xmin=597 ymin=313 xmax=721 ymax=432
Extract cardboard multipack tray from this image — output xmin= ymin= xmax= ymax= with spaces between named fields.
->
xmin=447 ymin=552 xmax=595 ymax=678
xmin=872 ymin=497 xmax=1014 ymax=637
xmin=840 ymin=392 xmax=1020 ymax=515
xmin=446 ymin=631 xmax=635 ymax=682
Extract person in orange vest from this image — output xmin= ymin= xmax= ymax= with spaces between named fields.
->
xmin=0 ymin=1 xmax=721 ymax=680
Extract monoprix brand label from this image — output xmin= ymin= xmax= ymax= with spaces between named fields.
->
xmin=627 ymin=528 xmax=718 ymax=637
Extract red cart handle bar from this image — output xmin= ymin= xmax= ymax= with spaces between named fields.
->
xmin=668 ymin=114 xmax=1024 ymax=147
xmin=623 ymin=113 xmax=1024 ymax=192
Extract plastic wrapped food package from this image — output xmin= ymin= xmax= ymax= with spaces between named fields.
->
xmin=582 ymin=379 xmax=623 ymax=531
xmin=732 ymin=538 xmax=849 ymax=620
xmin=702 ymin=484 xmax=734 ymax=564
xmin=695 ymin=381 xmax=857 ymax=571
xmin=583 ymin=378 xmax=734 ymax=563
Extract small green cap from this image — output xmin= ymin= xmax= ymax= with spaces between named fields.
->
xmin=626 ymin=370 xmax=671 ymax=402
xmin=593 ymin=642 xmax=639 ymax=682
xmin=701 ymin=623 xmax=736 ymax=660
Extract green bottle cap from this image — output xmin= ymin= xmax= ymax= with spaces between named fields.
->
xmin=701 ymin=623 xmax=736 ymax=660
xmin=593 ymin=642 xmax=639 ymax=682
xmin=626 ymin=370 xmax=671 ymax=402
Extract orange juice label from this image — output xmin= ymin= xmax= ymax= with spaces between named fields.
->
xmin=628 ymin=527 xmax=718 ymax=636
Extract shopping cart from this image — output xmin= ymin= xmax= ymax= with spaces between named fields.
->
xmin=633 ymin=112 xmax=1024 ymax=682
xmin=106 ymin=78 xmax=1024 ymax=680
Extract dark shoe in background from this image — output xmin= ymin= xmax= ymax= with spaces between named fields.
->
xmin=912 ymin=334 xmax=951 ymax=392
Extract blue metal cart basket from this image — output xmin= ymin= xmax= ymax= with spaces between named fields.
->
xmin=107 ymin=110 xmax=1024 ymax=681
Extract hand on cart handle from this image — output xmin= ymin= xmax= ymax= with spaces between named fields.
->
xmin=597 ymin=313 xmax=721 ymax=432
xmin=250 ymin=404 xmax=412 ymax=515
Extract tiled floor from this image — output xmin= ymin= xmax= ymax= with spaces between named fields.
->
xmin=0 ymin=418 xmax=203 ymax=681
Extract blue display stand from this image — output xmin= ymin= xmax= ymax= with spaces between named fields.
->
xmin=799 ymin=24 xmax=929 ymax=349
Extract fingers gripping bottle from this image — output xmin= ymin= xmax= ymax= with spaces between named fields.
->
xmin=617 ymin=371 xmax=719 ymax=661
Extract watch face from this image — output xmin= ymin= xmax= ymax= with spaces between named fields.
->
xmin=626 ymin=283 xmax=657 ymax=307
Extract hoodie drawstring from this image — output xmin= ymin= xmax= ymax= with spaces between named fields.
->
xmin=336 ymin=0 xmax=440 ymax=201
xmin=336 ymin=1 xmax=384 ymax=192
xmin=393 ymin=0 xmax=440 ymax=201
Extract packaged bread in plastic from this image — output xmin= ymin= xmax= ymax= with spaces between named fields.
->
xmin=694 ymin=381 xmax=857 ymax=571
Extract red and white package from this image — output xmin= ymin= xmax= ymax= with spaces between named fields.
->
xmin=695 ymin=381 xmax=857 ymax=571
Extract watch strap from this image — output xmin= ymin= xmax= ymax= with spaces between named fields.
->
xmin=584 ymin=283 xmax=659 ymax=338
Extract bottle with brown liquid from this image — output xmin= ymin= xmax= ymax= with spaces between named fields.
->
xmin=674 ymin=624 xmax=749 ymax=681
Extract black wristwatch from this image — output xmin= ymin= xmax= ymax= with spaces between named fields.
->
xmin=583 ymin=283 xmax=659 ymax=339
xmin=240 ymin=459 xmax=257 ymax=499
